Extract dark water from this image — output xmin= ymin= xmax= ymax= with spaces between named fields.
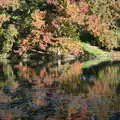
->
xmin=0 ymin=59 xmax=120 ymax=120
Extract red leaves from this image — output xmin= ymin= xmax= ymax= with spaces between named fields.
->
xmin=47 ymin=0 xmax=57 ymax=5
xmin=43 ymin=32 xmax=53 ymax=44
xmin=80 ymin=1 xmax=89 ymax=14
xmin=87 ymin=15 xmax=102 ymax=36
xmin=18 ymin=30 xmax=55 ymax=53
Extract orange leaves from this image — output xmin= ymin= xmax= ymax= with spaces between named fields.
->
xmin=66 ymin=1 xmax=83 ymax=24
xmin=65 ymin=0 xmax=101 ymax=37
xmin=0 ymin=0 xmax=20 ymax=7
xmin=15 ymin=3 xmax=84 ymax=56
xmin=18 ymin=10 xmax=58 ymax=54
xmin=87 ymin=15 xmax=102 ymax=36
xmin=18 ymin=29 xmax=54 ymax=54
xmin=0 ymin=14 xmax=10 ymax=27
xmin=32 ymin=10 xmax=46 ymax=29
xmin=48 ymin=37 xmax=83 ymax=56
xmin=59 ymin=61 xmax=83 ymax=82
xmin=14 ymin=61 xmax=83 ymax=87
xmin=32 ymin=10 xmax=46 ymax=20
xmin=18 ymin=28 xmax=83 ymax=56
xmin=65 ymin=0 xmax=90 ymax=26
xmin=18 ymin=39 xmax=33 ymax=54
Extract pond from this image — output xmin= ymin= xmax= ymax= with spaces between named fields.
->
xmin=0 ymin=58 xmax=120 ymax=120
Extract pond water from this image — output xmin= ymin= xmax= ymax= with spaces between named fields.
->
xmin=0 ymin=59 xmax=120 ymax=120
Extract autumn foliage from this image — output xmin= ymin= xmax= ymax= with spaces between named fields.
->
xmin=0 ymin=0 xmax=120 ymax=58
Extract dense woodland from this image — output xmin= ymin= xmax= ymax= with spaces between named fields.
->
xmin=0 ymin=0 xmax=120 ymax=59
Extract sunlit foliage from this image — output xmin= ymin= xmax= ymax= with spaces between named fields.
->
xmin=0 ymin=0 xmax=120 ymax=57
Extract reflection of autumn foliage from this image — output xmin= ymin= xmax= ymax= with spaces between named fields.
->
xmin=0 ymin=91 xmax=11 ymax=103
xmin=14 ymin=61 xmax=83 ymax=86
xmin=0 ymin=110 xmax=12 ymax=120
xmin=67 ymin=95 xmax=120 ymax=120
xmin=88 ymin=64 xmax=120 ymax=95
xmin=31 ymin=87 xmax=47 ymax=106
xmin=0 ymin=61 xmax=120 ymax=119
xmin=14 ymin=61 xmax=120 ymax=96
xmin=59 ymin=61 xmax=82 ymax=82
xmin=88 ymin=81 xmax=112 ymax=95
xmin=68 ymin=102 xmax=90 ymax=120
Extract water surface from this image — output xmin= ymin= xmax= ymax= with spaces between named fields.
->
xmin=0 ymin=59 xmax=120 ymax=120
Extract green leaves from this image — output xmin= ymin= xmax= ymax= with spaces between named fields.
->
xmin=57 ymin=20 xmax=80 ymax=41
xmin=7 ymin=24 xmax=18 ymax=37
xmin=2 ymin=24 xmax=18 ymax=54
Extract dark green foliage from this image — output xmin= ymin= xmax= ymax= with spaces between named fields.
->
xmin=57 ymin=20 xmax=80 ymax=41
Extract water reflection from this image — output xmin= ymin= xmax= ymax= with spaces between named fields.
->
xmin=0 ymin=59 xmax=120 ymax=119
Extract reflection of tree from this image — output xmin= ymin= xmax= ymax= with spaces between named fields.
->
xmin=14 ymin=61 xmax=83 ymax=87
xmin=66 ymin=95 xmax=120 ymax=120
xmin=0 ymin=60 xmax=120 ymax=119
xmin=88 ymin=81 xmax=113 ymax=95
xmin=0 ymin=60 xmax=18 ymax=103
xmin=84 ymin=63 xmax=120 ymax=95
xmin=97 ymin=64 xmax=120 ymax=87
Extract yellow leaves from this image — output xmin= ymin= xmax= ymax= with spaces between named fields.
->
xmin=32 ymin=20 xmax=45 ymax=30
xmin=88 ymin=0 xmax=120 ymax=27
xmin=66 ymin=1 xmax=80 ymax=14
xmin=55 ymin=37 xmax=71 ymax=43
xmin=32 ymin=10 xmax=46 ymax=20
xmin=65 ymin=0 xmax=88 ymax=25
